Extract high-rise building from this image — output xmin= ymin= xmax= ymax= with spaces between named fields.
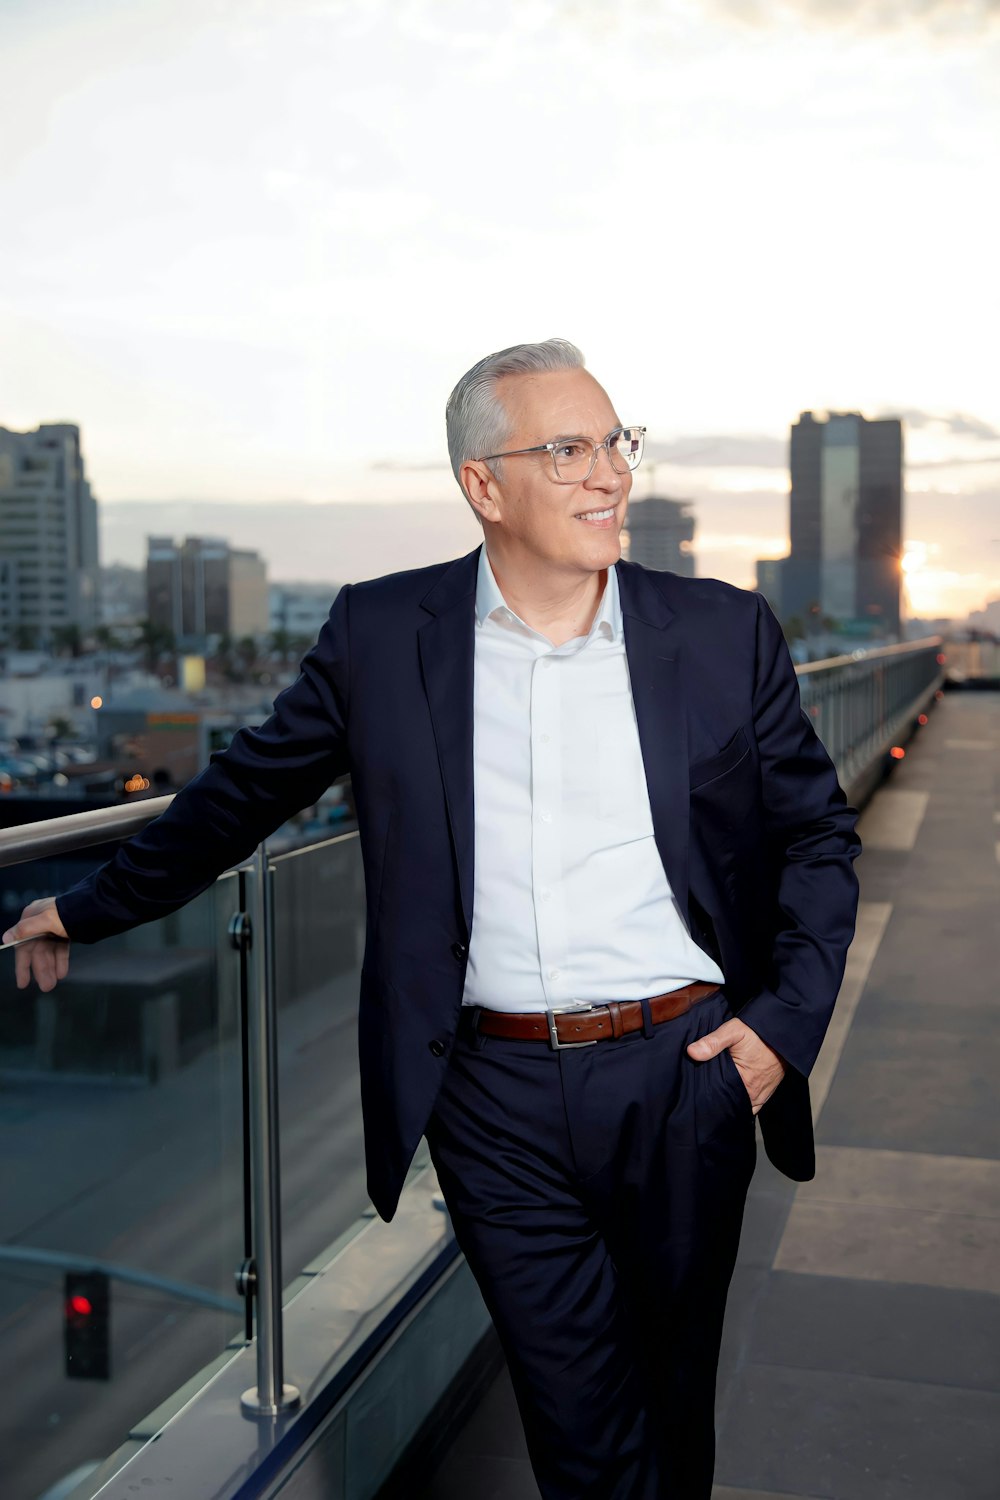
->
xmin=754 ymin=558 xmax=785 ymax=618
xmin=227 ymin=547 xmax=271 ymax=639
xmin=780 ymin=410 xmax=902 ymax=638
xmin=0 ymin=423 xmax=100 ymax=648
xmin=624 ymin=496 xmax=696 ymax=575
xmin=146 ymin=536 xmax=268 ymax=646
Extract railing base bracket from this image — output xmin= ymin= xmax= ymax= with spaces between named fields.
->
xmin=240 ymin=1382 xmax=301 ymax=1418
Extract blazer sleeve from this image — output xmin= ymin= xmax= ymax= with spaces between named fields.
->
xmin=735 ymin=592 xmax=862 ymax=1077
xmin=55 ymin=586 xmax=353 ymax=943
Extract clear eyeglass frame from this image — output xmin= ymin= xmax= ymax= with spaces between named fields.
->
xmin=476 ymin=425 xmax=646 ymax=484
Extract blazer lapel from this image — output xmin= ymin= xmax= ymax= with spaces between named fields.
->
xmin=417 ymin=548 xmax=479 ymax=939
xmin=616 ymin=561 xmax=690 ymax=924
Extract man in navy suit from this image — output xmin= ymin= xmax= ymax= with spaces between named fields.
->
xmin=8 ymin=340 xmax=860 ymax=1498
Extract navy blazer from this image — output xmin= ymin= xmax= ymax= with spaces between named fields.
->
xmin=57 ymin=548 xmax=861 ymax=1220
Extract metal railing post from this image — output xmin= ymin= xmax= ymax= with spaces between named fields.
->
xmin=241 ymin=841 xmax=300 ymax=1416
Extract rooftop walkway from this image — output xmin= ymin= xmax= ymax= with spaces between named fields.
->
xmin=413 ymin=688 xmax=1000 ymax=1500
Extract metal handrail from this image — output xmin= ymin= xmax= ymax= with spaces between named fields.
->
xmin=794 ymin=639 xmax=944 ymax=800
xmin=0 ymin=794 xmax=174 ymax=869
xmin=795 ymin=635 xmax=942 ymax=675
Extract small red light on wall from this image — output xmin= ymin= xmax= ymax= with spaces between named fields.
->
xmin=918 ymin=714 xmax=929 ymax=725
xmin=890 ymin=746 xmax=906 ymax=760
xmin=935 ymin=690 xmax=944 ymax=700
xmin=936 ymin=653 xmax=946 ymax=665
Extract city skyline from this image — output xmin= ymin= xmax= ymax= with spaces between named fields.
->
xmin=3 ymin=1 xmax=999 ymax=617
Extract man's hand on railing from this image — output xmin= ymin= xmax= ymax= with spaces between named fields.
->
xmin=2 ymin=898 xmax=70 ymax=992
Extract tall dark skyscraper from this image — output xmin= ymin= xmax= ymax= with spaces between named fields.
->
xmin=775 ymin=411 xmax=903 ymax=639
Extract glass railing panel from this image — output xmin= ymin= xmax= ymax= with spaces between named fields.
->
xmin=268 ymin=832 xmax=376 ymax=1287
xmin=0 ymin=857 xmax=245 ymax=1500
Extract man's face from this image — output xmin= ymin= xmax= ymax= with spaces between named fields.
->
xmin=483 ymin=367 xmax=632 ymax=577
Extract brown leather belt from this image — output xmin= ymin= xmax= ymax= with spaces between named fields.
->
xmin=471 ymin=982 xmax=721 ymax=1050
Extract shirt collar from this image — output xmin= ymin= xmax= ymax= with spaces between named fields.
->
xmin=475 ymin=545 xmax=622 ymax=645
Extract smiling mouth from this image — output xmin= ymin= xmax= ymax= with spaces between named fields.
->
xmin=575 ymin=506 xmax=617 ymax=522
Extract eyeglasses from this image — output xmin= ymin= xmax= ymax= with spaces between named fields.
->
xmin=476 ymin=425 xmax=646 ymax=485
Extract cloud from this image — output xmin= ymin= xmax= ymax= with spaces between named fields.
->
xmin=889 ymin=407 xmax=1000 ymax=468
xmin=890 ymin=408 xmax=1000 ymax=440
xmin=374 ymin=434 xmax=792 ymax=473
xmin=646 ymin=435 xmax=786 ymax=468
xmin=372 ymin=422 xmax=1000 ymax=479
xmin=908 ymin=455 xmax=1000 ymax=470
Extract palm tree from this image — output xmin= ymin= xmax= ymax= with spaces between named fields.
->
xmin=237 ymin=635 xmax=259 ymax=677
xmin=51 ymin=623 xmax=83 ymax=658
xmin=270 ymin=627 xmax=293 ymax=665
xmin=137 ymin=618 xmax=175 ymax=674
xmin=47 ymin=715 xmax=76 ymax=745
xmin=94 ymin=624 xmax=119 ymax=652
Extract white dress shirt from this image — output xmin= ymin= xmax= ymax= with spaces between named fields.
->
xmin=463 ymin=547 xmax=724 ymax=1013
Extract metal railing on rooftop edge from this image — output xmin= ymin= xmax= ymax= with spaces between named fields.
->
xmin=796 ymin=637 xmax=945 ymax=798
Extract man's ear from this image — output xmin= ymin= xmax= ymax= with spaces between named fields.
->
xmin=461 ymin=460 xmax=501 ymax=524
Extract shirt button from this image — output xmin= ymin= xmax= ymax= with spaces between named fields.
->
xmin=542 ymin=659 xmax=554 ymax=670
xmin=539 ymin=733 xmax=551 ymax=744
xmin=549 ymin=968 xmax=561 ymax=980
xmin=540 ymin=888 xmax=552 ymax=901
xmin=429 ymin=1039 xmax=446 ymax=1057
xmin=540 ymin=811 xmax=553 ymax=823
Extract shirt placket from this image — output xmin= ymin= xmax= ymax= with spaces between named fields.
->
xmin=530 ymin=650 xmax=573 ymax=1008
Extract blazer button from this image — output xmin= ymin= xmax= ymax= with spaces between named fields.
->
xmin=429 ymin=1039 xmax=446 ymax=1057
xmin=450 ymin=942 xmax=468 ymax=962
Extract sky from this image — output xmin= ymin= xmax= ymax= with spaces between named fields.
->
xmin=2 ymin=0 xmax=999 ymax=617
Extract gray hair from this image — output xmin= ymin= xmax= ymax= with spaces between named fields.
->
xmin=445 ymin=338 xmax=586 ymax=493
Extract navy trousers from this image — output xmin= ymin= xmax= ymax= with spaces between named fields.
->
xmin=426 ymin=991 xmax=757 ymax=1499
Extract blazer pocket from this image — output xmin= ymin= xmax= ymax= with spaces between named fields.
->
xmin=689 ymin=726 xmax=751 ymax=791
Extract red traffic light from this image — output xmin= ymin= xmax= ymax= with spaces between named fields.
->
xmin=64 ymin=1270 xmax=110 ymax=1380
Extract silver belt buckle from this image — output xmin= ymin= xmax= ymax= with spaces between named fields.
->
xmin=547 ymin=1005 xmax=598 ymax=1050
